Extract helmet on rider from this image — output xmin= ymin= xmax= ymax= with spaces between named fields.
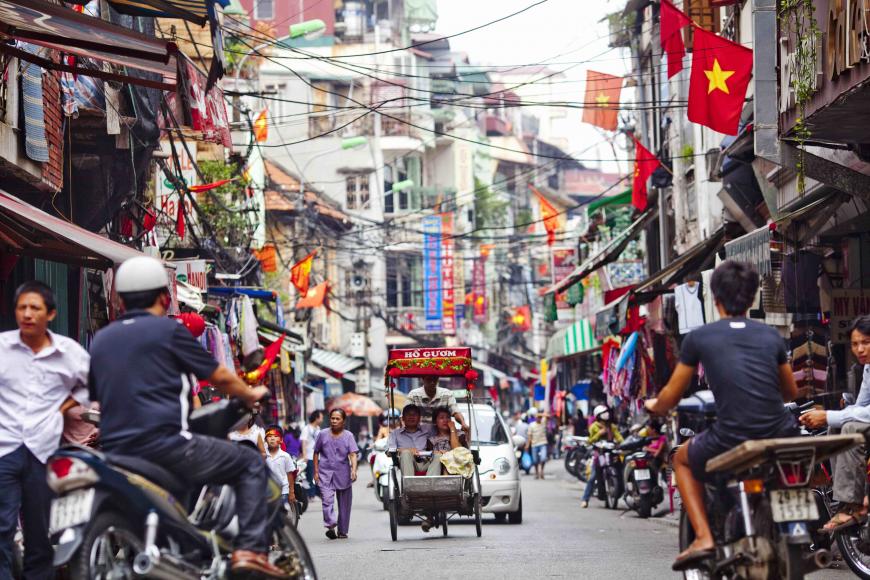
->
xmin=593 ymin=405 xmax=611 ymax=422
xmin=115 ymin=256 xmax=170 ymax=310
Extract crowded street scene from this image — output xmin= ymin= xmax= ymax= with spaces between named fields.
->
xmin=2 ymin=0 xmax=870 ymax=578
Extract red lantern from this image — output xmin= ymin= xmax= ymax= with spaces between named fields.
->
xmin=464 ymin=369 xmax=479 ymax=388
xmin=177 ymin=311 xmax=206 ymax=338
xmin=388 ymin=368 xmax=401 ymax=378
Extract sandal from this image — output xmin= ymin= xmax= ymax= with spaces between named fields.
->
xmin=821 ymin=507 xmax=867 ymax=534
xmin=672 ymin=547 xmax=715 ymax=571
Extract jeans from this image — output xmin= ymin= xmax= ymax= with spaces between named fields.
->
xmin=582 ymin=456 xmax=600 ymax=502
xmin=305 ymin=460 xmax=320 ymax=499
xmin=140 ymin=434 xmax=268 ymax=552
xmin=398 ymin=450 xmax=442 ymax=477
xmin=0 ymin=445 xmax=53 ymax=580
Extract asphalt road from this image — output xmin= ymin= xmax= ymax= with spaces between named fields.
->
xmin=293 ymin=458 xmax=850 ymax=579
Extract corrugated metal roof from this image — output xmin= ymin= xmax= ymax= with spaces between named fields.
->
xmin=311 ymin=348 xmax=364 ymax=376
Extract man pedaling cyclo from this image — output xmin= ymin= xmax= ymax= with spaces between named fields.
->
xmin=88 ymin=256 xmax=289 ymax=579
xmin=645 ymin=260 xmax=799 ymax=571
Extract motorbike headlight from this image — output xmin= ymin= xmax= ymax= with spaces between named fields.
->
xmin=494 ymin=458 xmax=511 ymax=475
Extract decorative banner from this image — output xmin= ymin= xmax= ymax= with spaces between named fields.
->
xmin=422 ymin=215 xmax=443 ymax=332
xmin=174 ymin=259 xmax=207 ymax=292
xmin=471 ymin=256 xmax=487 ymax=324
xmin=441 ymin=213 xmax=456 ymax=335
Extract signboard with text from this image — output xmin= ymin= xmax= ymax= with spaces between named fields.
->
xmin=441 ymin=213 xmax=456 ymax=335
xmin=422 ymin=215 xmax=443 ymax=332
xmin=832 ymin=289 xmax=870 ymax=343
xmin=174 ymin=259 xmax=208 ymax=293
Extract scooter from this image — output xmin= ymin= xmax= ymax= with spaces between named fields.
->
xmin=621 ymin=424 xmax=666 ymax=519
xmin=47 ymin=398 xmax=317 ymax=580
xmin=371 ymin=438 xmax=392 ymax=511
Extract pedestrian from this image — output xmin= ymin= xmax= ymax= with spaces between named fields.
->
xmin=301 ymin=410 xmax=324 ymax=499
xmin=283 ymin=424 xmax=303 ymax=458
xmin=0 ymin=281 xmax=90 ymax=580
xmin=229 ymin=410 xmax=266 ymax=457
xmin=525 ymin=408 xmax=548 ymax=479
xmin=313 ymin=409 xmax=359 ymax=540
xmin=265 ymin=427 xmax=297 ymax=507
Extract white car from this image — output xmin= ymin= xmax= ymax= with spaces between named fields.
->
xmin=458 ymin=402 xmax=523 ymax=524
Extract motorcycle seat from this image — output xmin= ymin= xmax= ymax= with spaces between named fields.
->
xmin=107 ymin=454 xmax=189 ymax=500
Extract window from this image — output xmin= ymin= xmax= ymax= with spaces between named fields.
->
xmin=254 ymin=0 xmax=273 ymax=20
xmin=263 ymin=83 xmax=287 ymax=121
xmin=346 ymin=174 xmax=370 ymax=210
xmin=386 ymin=254 xmax=422 ymax=309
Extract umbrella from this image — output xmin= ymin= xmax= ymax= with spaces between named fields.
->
xmin=328 ymin=393 xmax=383 ymax=417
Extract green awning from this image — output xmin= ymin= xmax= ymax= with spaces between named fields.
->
xmin=587 ymin=188 xmax=632 ymax=213
xmin=546 ymin=320 xmax=599 ymax=359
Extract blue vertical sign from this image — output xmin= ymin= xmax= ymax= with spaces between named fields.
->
xmin=422 ymin=215 xmax=443 ymax=332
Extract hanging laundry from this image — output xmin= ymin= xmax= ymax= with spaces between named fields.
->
xmin=239 ymin=295 xmax=260 ymax=357
xmin=674 ymin=282 xmax=705 ymax=334
xmin=701 ymin=270 xmax=720 ymax=324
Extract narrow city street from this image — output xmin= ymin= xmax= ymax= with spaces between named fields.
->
xmin=298 ymin=463 xmax=854 ymax=579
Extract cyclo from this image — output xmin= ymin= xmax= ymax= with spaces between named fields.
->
xmin=383 ymin=347 xmax=484 ymax=541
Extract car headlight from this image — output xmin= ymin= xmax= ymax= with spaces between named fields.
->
xmin=494 ymin=458 xmax=511 ymax=475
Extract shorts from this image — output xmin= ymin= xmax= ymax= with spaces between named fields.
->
xmin=532 ymin=444 xmax=548 ymax=465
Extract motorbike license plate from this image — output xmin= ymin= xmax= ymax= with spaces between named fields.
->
xmin=770 ymin=489 xmax=818 ymax=523
xmin=634 ymin=469 xmax=651 ymax=481
xmin=50 ymin=489 xmax=95 ymax=533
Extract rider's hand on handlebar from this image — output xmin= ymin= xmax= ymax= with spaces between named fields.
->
xmin=242 ymin=386 xmax=270 ymax=409
xmin=799 ymin=409 xmax=828 ymax=429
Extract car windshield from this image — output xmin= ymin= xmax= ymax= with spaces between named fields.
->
xmin=459 ymin=406 xmax=509 ymax=446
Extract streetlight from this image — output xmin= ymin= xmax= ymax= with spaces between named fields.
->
xmin=233 ymin=19 xmax=327 ymax=88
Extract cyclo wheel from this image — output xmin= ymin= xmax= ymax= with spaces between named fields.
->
xmin=474 ymin=494 xmax=483 ymax=537
xmin=441 ymin=512 xmax=448 ymax=537
xmin=388 ymin=470 xmax=399 ymax=542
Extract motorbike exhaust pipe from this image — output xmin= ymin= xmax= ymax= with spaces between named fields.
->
xmin=803 ymin=548 xmax=832 ymax=571
xmin=133 ymin=551 xmax=200 ymax=580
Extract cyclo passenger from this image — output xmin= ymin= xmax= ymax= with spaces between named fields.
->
xmin=387 ymin=405 xmax=438 ymax=476
xmin=425 ymin=407 xmax=462 ymax=470
xmin=644 ymin=260 xmax=799 ymax=571
xmin=407 ymin=376 xmax=471 ymax=436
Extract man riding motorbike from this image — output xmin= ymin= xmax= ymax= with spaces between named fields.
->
xmin=644 ymin=260 xmax=799 ymax=571
xmin=87 ymin=256 xmax=287 ymax=578
xmin=580 ymin=405 xmax=623 ymax=508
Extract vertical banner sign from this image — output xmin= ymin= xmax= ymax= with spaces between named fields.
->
xmin=441 ymin=213 xmax=456 ymax=335
xmin=422 ymin=215 xmax=443 ymax=332
xmin=551 ymin=247 xmax=578 ymax=309
xmin=472 ymin=256 xmax=487 ymax=323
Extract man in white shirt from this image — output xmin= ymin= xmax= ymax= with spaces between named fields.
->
xmin=0 ymin=281 xmax=89 ymax=580
xmin=407 ymin=376 xmax=470 ymax=434
xmin=300 ymin=410 xmax=323 ymax=499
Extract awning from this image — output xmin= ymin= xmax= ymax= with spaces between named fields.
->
xmin=311 ymin=348 xmax=364 ymax=377
xmin=544 ymin=207 xmax=657 ymax=295
xmin=0 ymin=0 xmax=177 ymax=90
xmin=635 ymin=227 xmax=725 ymax=294
xmin=586 ymin=188 xmax=632 ymax=213
xmin=472 ymin=359 xmax=508 ymax=380
xmin=546 ymin=319 xmax=599 ymax=359
xmin=107 ymin=0 xmax=210 ymax=25
xmin=0 ymin=189 xmax=143 ymax=268
xmin=724 ymin=225 xmax=772 ymax=277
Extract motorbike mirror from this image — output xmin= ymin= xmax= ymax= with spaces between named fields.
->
xmin=679 ymin=427 xmax=696 ymax=438
xmin=512 ymin=435 xmax=527 ymax=449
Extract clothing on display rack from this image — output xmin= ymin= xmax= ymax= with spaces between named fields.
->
xmin=783 ymin=251 xmax=823 ymax=314
xmin=674 ymin=282 xmax=705 ymax=334
xmin=701 ymin=270 xmax=719 ymax=324
xmin=239 ymin=295 xmax=260 ymax=356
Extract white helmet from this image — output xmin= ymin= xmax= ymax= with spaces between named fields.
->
xmin=115 ymin=256 xmax=169 ymax=293
xmin=527 ymin=407 xmax=538 ymax=416
xmin=593 ymin=405 xmax=610 ymax=422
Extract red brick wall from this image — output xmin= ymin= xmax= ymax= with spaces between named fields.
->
xmin=41 ymin=63 xmax=64 ymax=192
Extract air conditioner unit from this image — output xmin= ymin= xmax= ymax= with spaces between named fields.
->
xmin=350 ymin=332 xmax=366 ymax=358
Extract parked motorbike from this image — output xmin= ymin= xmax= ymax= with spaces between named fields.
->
xmin=621 ymin=424 xmax=667 ymax=519
xmin=46 ymin=398 xmax=317 ymax=580
xmin=672 ymin=392 xmax=858 ymax=579
xmin=562 ymin=435 xmax=591 ymax=482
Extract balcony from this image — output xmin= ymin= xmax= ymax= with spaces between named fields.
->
xmin=481 ymin=113 xmax=512 ymax=136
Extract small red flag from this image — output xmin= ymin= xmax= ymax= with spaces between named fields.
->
xmin=581 ymin=71 xmax=623 ymax=131
xmin=290 ymin=251 xmax=316 ymax=296
xmin=253 ymin=109 xmax=268 ymax=142
xmin=189 ymin=179 xmax=233 ymax=193
xmin=176 ymin=196 xmax=186 ymax=239
xmin=688 ymin=27 xmax=754 ymax=136
xmin=660 ymin=0 xmax=693 ymax=78
xmin=531 ymin=186 xmax=560 ymax=246
xmin=247 ymin=333 xmax=285 ymax=383
xmin=632 ymin=138 xmax=661 ymax=212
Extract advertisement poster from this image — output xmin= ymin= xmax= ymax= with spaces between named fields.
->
xmin=422 ymin=215 xmax=443 ymax=332
xmin=174 ymin=259 xmax=208 ymax=293
xmin=441 ymin=213 xmax=456 ymax=335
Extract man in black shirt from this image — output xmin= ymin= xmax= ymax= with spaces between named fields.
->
xmin=88 ymin=256 xmax=287 ymax=578
xmin=646 ymin=261 xmax=798 ymax=571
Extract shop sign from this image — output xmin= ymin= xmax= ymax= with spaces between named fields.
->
xmin=154 ymin=139 xmax=197 ymax=236
xmin=826 ymin=0 xmax=870 ymax=80
xmin=441 ymin=213 xmax=456 ymax=335
xmin=174 ymin=259 xmax=208 ymax=292
xmin=422 ymin=215 xmax=443 ymax=332
xmin=552 ymin=247 xmax=577 ymax=310
xmin=831 ymin=289 xmax=870 ymax=343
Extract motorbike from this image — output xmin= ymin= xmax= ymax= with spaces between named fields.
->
xmin=562 ymin=435 xmax=591 ymax=481
xmin=592 ymin=440 xmax=624 ymax=510
xmin=621 ymin=425 xmax=667 ymax=519
xmin=46 ymin=398 xmax=317 ymax=580
xmin=370 ymin=438 xmax=392 ymax=511
xmin=673 ymin=392 xmax=859 ymax=580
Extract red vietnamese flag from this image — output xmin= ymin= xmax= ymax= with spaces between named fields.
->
xmin=253 ymin=109 xmax=268 ymax=142
xmin=632 ymin=138 xmax=661 ymax=212
xmin=290 ymin=251 xmax=316 ymax=296
xmin=581 ymin=70 xmax=623 ymax=131
xmin=688 ymin=27 xmax=753 ymax=136
xmin=531 ymin=186 xmax=560 ymax=246
xmin=660 ymin=0 xmax=693 ymax=78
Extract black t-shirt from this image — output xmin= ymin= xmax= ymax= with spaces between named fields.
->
xmin=88 ymin=310 xmax=219 ymax=455
xmin=679 ymin=318 xmax=791 ymax=444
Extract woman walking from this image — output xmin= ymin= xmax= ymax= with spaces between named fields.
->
xmin=313 ymin=409 xmax=359 ymax=539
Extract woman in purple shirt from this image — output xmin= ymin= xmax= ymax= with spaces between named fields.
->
xmin=313 ymin=409 xmax=359 ymax=539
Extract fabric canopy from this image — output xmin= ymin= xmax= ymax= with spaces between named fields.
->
xmin=0 ymin=189 xmax=143 ymax=268
xmin=0 ymin=0 xmax=177 ymax=90
xmin=328 ymin=393 xmax=382 ymax=417
xmin=587 ymin=188 xmax=632 ymax=213
xmin=546 ymin=319 xmax=599 ymax=359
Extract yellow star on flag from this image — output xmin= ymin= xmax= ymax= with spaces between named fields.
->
xmin=704 ymin=59 xmax=735 ymax=94
xmin=595 ymin=93 xmax=611 ymax=107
